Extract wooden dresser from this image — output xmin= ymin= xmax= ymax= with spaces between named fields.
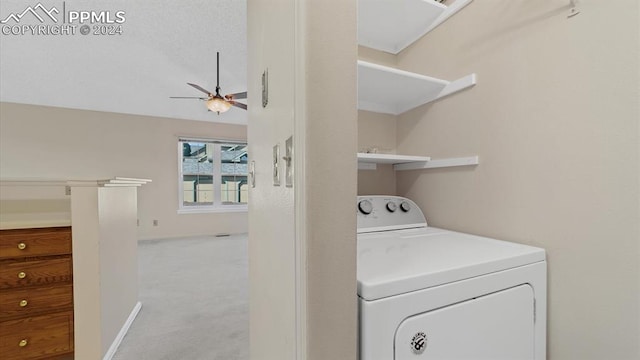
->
xmin=0 ymin=227 xmax=74 ymax=360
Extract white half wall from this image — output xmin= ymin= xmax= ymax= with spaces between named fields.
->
xmin=0 ymin=102 xmax=247 ymax=240
xmin=97 ymin=186 xmax=139 ymax=356
xmin=70 ymin=185 xmax=141 ymax=359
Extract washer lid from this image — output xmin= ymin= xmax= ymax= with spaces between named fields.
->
xmin=357 ymin=227 xmax=546 ymax=301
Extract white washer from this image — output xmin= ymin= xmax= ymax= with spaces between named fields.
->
xmin=357 ymin=196 xmax=546 ymax=360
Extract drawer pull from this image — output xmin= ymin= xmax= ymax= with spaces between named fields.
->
xmin=19 ymin=299 xmax=28 ymax=307
xmin=19 ymin=339 xmax=28 ymax=347
xmin=17 ymin=242 xmax=27 ymax=250
xmin=17 ymin=271 xmax=26 ymax=279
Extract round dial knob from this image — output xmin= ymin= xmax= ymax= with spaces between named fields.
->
xmin=358 ymin=200 xmax=373 ymax=215
xmin=386 ymin=202 xmax=397 ymax=212
xmin=400 ymin=201 xmax=411 ymax=212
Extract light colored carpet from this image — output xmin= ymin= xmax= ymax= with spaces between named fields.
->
xmin=112 ymin=234 xmax=249 ymax=360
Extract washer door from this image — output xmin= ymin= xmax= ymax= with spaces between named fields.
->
xmin=395 ymin=284 xmax=535 ymax=360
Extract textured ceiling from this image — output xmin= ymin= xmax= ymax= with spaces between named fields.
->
xmin=0 ymin=0 xmax=247 ymax=124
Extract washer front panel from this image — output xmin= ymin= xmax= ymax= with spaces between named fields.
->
xmin=358 ymin=262 xmax=547 ymax=360
xmin=395 ymin=284 xmax=535 ymax=359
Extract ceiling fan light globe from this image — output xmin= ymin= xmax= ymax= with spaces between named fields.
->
xmin=206 ymin=97 xmax=232 ymax=113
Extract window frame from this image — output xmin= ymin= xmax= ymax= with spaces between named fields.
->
xmin=177 ymin=137 xmax=248 ymax=214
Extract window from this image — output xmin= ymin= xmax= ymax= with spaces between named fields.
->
xmin=179 ymin=138 xmax=248 ymax=212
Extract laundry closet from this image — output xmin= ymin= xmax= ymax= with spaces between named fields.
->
xmin=357 ymin=0 xmax=478 ymax=182
xmin=355 ymin=0 xmax=639 ymax=359
xmin=357 ymin=0 xmax=478 ymax=209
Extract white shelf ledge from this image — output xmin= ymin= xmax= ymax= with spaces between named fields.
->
xmin=358 ymin=154 xmax=479 ymax=171
xmin=0 ymin=179 xmax=68 ymax=186
xmin=358 ymin=61 xmax=476 ymax=115
xmin=67 ymin=177 xmax=152 ymax=187
xmin=394 ymin=156 xmax=479 ymax=170
xmin=358 ymin=0 xmax=474 ymax=54
xmin=358 ymin=153 xmax=431 ymax=170
xmin=357 ymin=153 xmax=431 ymax=164
xmin=1 ymin=177 xmax=152 ymax=187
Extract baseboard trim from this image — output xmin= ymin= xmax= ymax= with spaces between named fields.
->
xmin=103 ymin=301 xmax=142 ymax=360
xmin=138 ymin=232 xmax=247 ymax=242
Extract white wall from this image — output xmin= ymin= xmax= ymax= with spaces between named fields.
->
xmin=392 ymin=1 xmax=639 ymax=359
xmin=247 ymin=0 xmax=297 ymax=357
xmin=303 ymin=0 xmax=358 ymax=358
xmin=358 ymin=110 xmax=397 ymax=195
xmin=0 ymin=102 xmax=248 ymax=240
xmin=248 ymin=0 xmax=358 ymax=358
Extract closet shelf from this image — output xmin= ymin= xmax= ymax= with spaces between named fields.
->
xmin=358 ymin=153 xmax=431 ymax=170
xmin=358 ymin=61 xmax=476 ymax=115
xmin=358 ymin=153 xmax=479 ymax=171
xmin=358 ymin=0 xmax=474 ymax=54
xmin=393 ymin=156 xmax=479 ymax=170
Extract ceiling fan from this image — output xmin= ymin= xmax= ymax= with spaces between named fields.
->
xmin=170 ymin=52 xmax=247 ymax=114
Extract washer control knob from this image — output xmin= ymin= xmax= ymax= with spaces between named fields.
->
xmin=358 ymin=200 xmax=373 ymax=215
xmin=386 ymin=202 xmax=397 ymax=212
xmin=400 ymin=201 xmax=411 ymax=212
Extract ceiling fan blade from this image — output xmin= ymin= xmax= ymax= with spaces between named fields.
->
xmin=170 ymin=96 xmax=208 ymax=100
xmin=229 ymin=101 xmax=247 ymax=110
xmin=225 ymin=91 xmax=247 ymax=100
xmin=187 ymin=83 xmax=213 ymax=95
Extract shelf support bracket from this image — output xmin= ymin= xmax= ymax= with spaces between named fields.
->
xmin=568 ymin=0 xmax=580 ymax=18
xmin=358 ymin=162 xmax=378 ymax=171
xmin=434 ymin=73 xmax=477 ymax=102
xmin=424 ymin=0 xmax=475 ymax=35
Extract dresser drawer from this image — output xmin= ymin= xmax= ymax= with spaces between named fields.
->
xmin=0 ymin=284 xmax=73 ymax=319
xmin=0 ymin=227 xmax=72 ymax=260
xmin=0 ymin=311 xmax=73 ymax=359
xmin=0 ymin=258 xmax=72 ymax=290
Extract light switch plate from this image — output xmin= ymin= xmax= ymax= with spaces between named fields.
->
xmin=285 ymin=136 xmax=293 ymax=188
xmin=273 ymin=144 xmax=280 ymax=186
xmin=250 ymin=161 xmax=256 ymax=188
xmin=262 ymin=69 xmax=269 ymax=108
